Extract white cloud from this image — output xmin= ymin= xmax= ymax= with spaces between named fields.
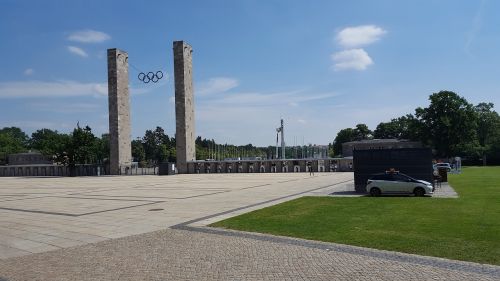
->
xmin=67 ymin=29 xmax=111 ymax=43
xmin=67 ymin=46 xmax=88 ymax=57
xmin=195 ymin=88 xmax=341 ymax=145
xmin=206 ymin=90 xmax=337 ymax=107
xmin=29 ymin=102 xmax=101 ymax=113
xmin=464 ymin=0 xmax=486 ymax=56
xmin=24 ymin=68 xmax=34 ymax=76
xmin=0 ymin=79 xmax=162 ymax=99
xmin=336 ymin=25 xmax=387 ymax=48
xmin=197 ymin=77 xmax=239 ymax=96
xmin=329 ymin=104 xmax=347 ymax=109
xmin=93 ymin=83 xmax=108 ymax=96
xmin=199 ymin=90 xmax=335 ymax=109
xmin=331 ymin=49 xmax=373 ymax=71
xmin=0 ymin=120 xmax=62 ymax=129
xmin=130 ymin=80 xmax=168 ymax=96
xmin=0 ymin=80 xmax=107 ymax=98
xmin=196 ymin=103 xmax=329 ymax=146
xmin=130 ymin=87 xmax=149 ymax=96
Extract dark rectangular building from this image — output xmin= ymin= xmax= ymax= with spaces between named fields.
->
xmin=353 ymin=148 xmax=433 ymax=193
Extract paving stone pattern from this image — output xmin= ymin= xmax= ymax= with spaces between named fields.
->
xmin=1 ymin=173 xmax=497 ymax=280
xmin=0 ymin=228 xmax=498 ymax=281
xmin=432 ymin=182 xmax=459 ymax=198
xmin=0 ymin=173 xmax=351 ymax=259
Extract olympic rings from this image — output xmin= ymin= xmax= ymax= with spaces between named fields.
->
xmin=138 ymin=71 xmax=164 ymax=83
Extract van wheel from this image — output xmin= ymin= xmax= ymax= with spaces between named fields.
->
xmin=370 ymin=187 xmax=381 ymax=197
xmin=414 ymin=187 xmax=425 ymax=197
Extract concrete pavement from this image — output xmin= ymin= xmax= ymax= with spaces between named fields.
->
xmin=1 ymin=173 xmax=497 ymax=280
xmin=0 ymin=173 xmax=351 ymax=259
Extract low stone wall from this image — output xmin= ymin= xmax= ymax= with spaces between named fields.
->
xmin=0 ymin=165 xmax=106 ymax=177
xmin=1 ymin=159 xmax=355 ymax=177
xmin=186 ymin=158 xmax=353 ymax=174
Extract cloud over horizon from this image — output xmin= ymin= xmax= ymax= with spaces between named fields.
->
xmin=336 ymin=25 xmax=387 ymax=48
xmin=331 ymin=24 xmax=386 ymax=71
xmin=331 ymin=49 xmax=373 ymax=71
xmin=67 ymin=46 xmax=88 ymax=57
xmin=23 ymin=68 xmax=34 ymax=76
xmin=195 ymin=82 xmax=340 ymax=145
xmin=197 ymin=77 xmax=239 ymax=96
xmin=0 ymin=80 xmax=106 ymax=98
xmin=28 ymin=102 xmax=101 ymax=113
xmin=67 ymin=29 xmax=111 ymax=43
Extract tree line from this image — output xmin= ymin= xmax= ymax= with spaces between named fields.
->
xmin=0 ymin=125 xmax=177 ymax=167
xmin=329 ymin=91 xmax=500 ymax=165
xmin=0 ymin=125 xmax=108 ymax=166
xmin=1 ymin=123 xmax=333 ymax=167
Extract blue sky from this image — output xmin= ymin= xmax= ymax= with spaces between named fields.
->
xmin=1 ymin=0 xmax=499 ymax=146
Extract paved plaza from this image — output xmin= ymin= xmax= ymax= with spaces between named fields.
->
xmin=0 ymin=173 xmax=498 ymax=280
xmin=0 ymin=173 xmax=352 ymax=259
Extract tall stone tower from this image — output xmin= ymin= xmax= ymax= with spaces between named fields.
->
xmin=173 ymin=41 xmax=196 ymax=173
xmin=107 ymin=48 xmax=132 ymax=175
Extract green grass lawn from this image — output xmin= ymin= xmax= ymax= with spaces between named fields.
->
xmin=211 ymin=167 xmax=500 ymax=265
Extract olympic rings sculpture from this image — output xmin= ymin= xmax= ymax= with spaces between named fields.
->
xmin=138 ymin=71 xmax=163 ymax=83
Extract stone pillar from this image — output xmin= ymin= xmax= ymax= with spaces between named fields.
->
xmin=107 ymin=48 xmax=132 ymax=175
xmin=173 ymin=41 xmax=196 ymax=173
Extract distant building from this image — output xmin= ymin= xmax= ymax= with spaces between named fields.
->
xmin=342 ymin=139 xmax=422 ymax=157
xmin=7 ymin=152 xmax=52 ymax=165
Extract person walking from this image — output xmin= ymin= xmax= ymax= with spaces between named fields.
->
xmin=308 ymin=162 xmax=314 ymax=176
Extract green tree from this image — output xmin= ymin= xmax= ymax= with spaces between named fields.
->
xmin=0 ymin=127 xmax=29 ymax=164
xmin=131 ymin=139 xmax=146 ymax=163
xmin=142 ymin=126 xmax=172 ymax=165
xmin=166 ymin=146 xmax=176 ymax=162
xmin=327 ymin=143 xmax=335 ymax=158
xmin=373 ymin=121 xmax=399 ymax=139
xmin=196 ymin=136 xmax=218 ymax=160
xmin=475 ymin=103 xmax=500 ymax=165
xmin=30 ymin=129 xmax=69 ymax=159
xmin=333 ymin=128 xmax=355 ymax=157
xmin=0 ymin=127 xmax=29 ymax=147
xmin=94 ymin=134 xmax=110 ymax=164
xmin=0 ymin=133 xmax=25 ymax=164
xmin=373 ymin=114 xmax=421 ymax=140
xmin=143 ymin=129 xmax=157 ymax=162
xmin=415 ymin=91 xmax=477 ymax=157
xmin=63 ymin=125 xmax=97 ymax=167
xmin=353 ymin=124 xmax=372 ymax=141
xmin=158 ymin=144 xmax=170 ymax=162
xmin=332 ymin=124 xmax=372 ymax=157
xmin=395 ymin=114 xmax=422 ymax=140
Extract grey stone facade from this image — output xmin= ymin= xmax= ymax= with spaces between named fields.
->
xmin=107 ymin=48 xmax=132 ymax=175
xmin=173 ymin=41 xmax=196 ymax=173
